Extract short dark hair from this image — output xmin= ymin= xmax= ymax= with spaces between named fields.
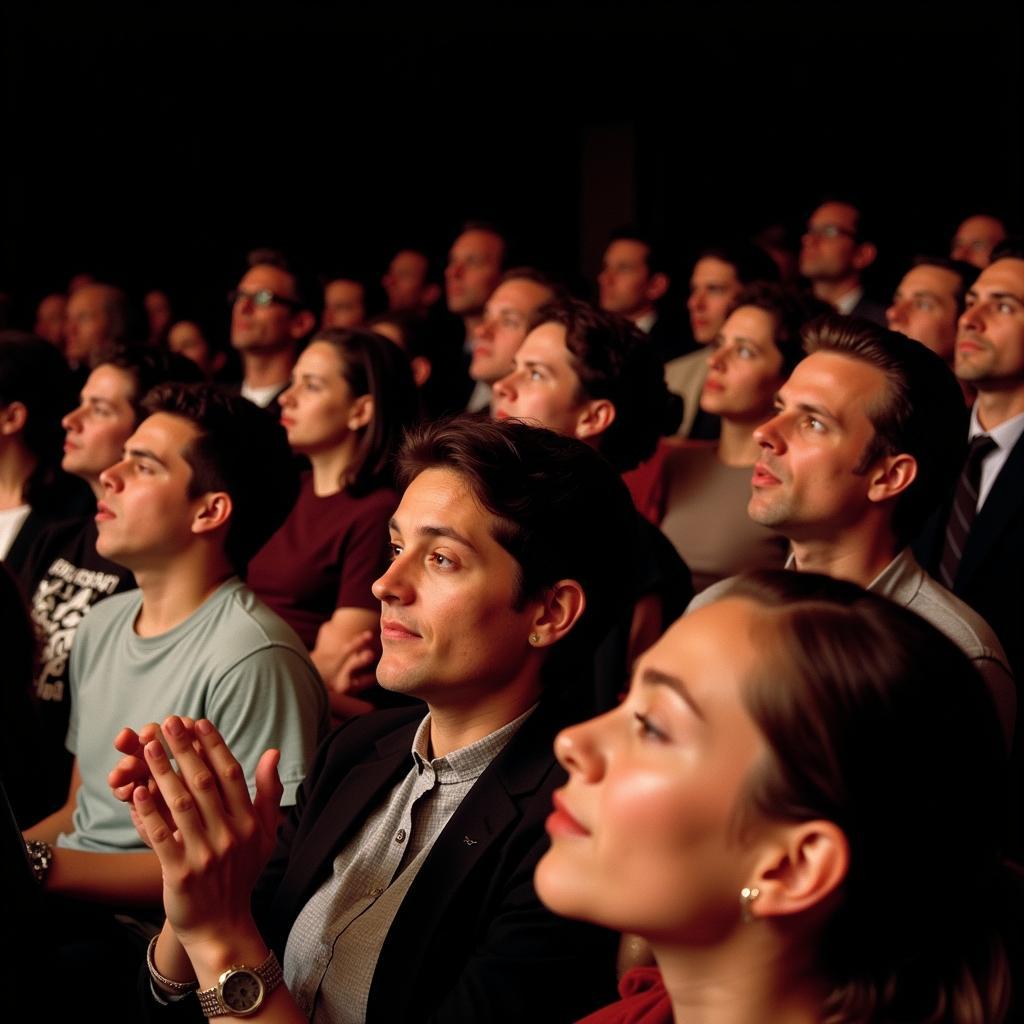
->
xmin=396 ymin=417 xmax=636 ymax=674
xmin=456 ymin=220 xmax=509 ymax=267
xmin=802 ymin=314 xmax=967 ymax=543
xmin=141 ymin=383 xmax=300 ymax=574
xmin=810 ymin=195 xmax=876 ymax=245
xmin=727 ymin=283 xmax=831 ymax=377
xmin=908 ymin=255 xmax=980 ymax=314
xmin=607 ymin=226 xmax=670 ymax=277
xmin=990 ymin=236 xmax=1024 ymax=263
xmin=245 ymin=247 xmax=317 ymax=314
xmin=722 ymin=570 xmax=1010 ymax=1024
xmin=306 ymin=328 xmax=421 ymax=492
xmin=94 ymin=343 xmax=204 ymax=423
xmin=498 ymin=267 xmax=566 ymax=331
xmin=535 ymin=299 xmax=682 ymax=471
xmin=695 ymin=240 xmax=779 ymax=285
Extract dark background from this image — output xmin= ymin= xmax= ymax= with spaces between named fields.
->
xmin=2 ymin=5 xmax=1021 ymax=322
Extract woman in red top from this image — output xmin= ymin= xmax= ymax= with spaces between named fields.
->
xmin=247 ymin=328 xmax=418 ymax=718
xmin=536 ymin=571 xmax=1018 ymax=1024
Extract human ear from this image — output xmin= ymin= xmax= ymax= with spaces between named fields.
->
xmin=191 ymin=491 xmax=232 ymax=536
xmin=528 ymin=579 xmax=586 ymax=648
xmin=852 ymin=241 xmax=877 ymax=272
xmin=744 ymin=820 xmax=848 ymax=920
xmin=347 ymin=394 xmax=374 ymax=431
xmin=410 ymin=356 xmax=432 ymax=387
xmin=574 ymin=399 xmax=616 ymax=442
xmin=289 ymin=309 xmax=317 ymax=340
xmin=0 ymin=400 xmax=28 ymax=436
xmin=645 ymin=272 xmax=670 ymax=303
xmin=866 ymin=452 xmax=917 ymax=504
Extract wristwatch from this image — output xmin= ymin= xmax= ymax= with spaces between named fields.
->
xmin=25 ymin=840 xmax=53 ymax=886
xmin=196 ymin=951 xmax=283 ymax=1018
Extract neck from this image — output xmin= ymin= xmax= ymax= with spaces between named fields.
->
xmin=654 ymin=933 xmax=826 ymax=1024
xmin=975 ymin=389 xmax=1024 ymax=432
xmin=627 ymin=303 xmax=656 ymax=324
xmin=717 ymin=419 xmax=763 ymax=467
xmin=242 ymin=348 xmax=294 ymax=390
xmin=132 ymin=552 xmax=234 ymax=637
xmin=426 ymin=678 xmax=540 ymax=759
xmin=0 ymin=443 xmax=37 ymax=509
xmin=309 ymin=438 xmax=360 ymax=496
xmin=811 ymin=276 xmax=860 ymax=307
xmin=789 ymin=521 xmax=897 ymax=588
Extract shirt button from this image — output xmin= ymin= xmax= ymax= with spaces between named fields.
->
xmin=369 ymin=887 xmax=384 ymax=899
xmin=395 ymin=829 xmax=406 ymax=844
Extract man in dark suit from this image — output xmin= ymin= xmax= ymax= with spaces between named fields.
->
xmin=799 ymin=198 xmax=888 ymax=326
xmin=917 ymin=240 xmax=1024 ymax=683
xmin=114 ymin=417 xmax=632 ymax=1022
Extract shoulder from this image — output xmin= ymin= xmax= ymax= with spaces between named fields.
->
xmin=664 ymin=348 xmax=708 ymax=391
xmin=76 ymin=587 xmax=141 ymax=633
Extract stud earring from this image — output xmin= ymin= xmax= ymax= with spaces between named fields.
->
xmin=529 ymin=633 xmax=540 ymax=645
xmin=739 ymin=886 xmax=760 ymax=923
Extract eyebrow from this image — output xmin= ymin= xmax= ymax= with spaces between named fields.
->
xmin=388 ymin=518 xmax=479 ymax=553
xmin=639 ymin=666 xmax=705 ymax=720
xmin=967 ymin=288 xmax=1024 ymax=305
xmin=774 ymin=393 xmax=840 ymax=425
xmin=124 ymin=446 xmax=167 ymax=468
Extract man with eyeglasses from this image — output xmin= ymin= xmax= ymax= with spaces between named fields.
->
xmin=229 ymin=249 xmax=316 ymax=408
xmin=799 ymin=198 xmax=887 ymax=325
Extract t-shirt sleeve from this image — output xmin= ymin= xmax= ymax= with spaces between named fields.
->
xmin=334 ymin=491 xmax=397 ymax=612
xmin=205 ymin=645 xmax=328 ymax=807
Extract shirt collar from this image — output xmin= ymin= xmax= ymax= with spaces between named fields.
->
xmin=968 ymin=404 xmax=1024 ymax=451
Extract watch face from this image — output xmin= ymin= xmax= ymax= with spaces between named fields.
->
xmin=221 ymin=969 xmax=264 ymax=1013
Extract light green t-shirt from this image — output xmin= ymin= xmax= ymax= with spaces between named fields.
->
xmin=60 ymin=577 xmax=328 ymax=854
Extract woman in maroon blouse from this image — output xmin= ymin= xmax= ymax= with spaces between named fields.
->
xmin=247 ymin=328 xmax=419 ymax=718
xmin=535 ymin=571 xmax=1018 ymax=1024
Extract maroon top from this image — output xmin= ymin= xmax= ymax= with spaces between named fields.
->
xmin=577 ymin=968 xmax=673 ymax=1024
xmin=247 ymin=473 xmax=397 ymax=649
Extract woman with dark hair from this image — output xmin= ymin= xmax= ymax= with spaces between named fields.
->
xmin=536 ymin=570 xmax=1018 ymax=1023
xmin=0 ymin=331 xmax=92 ymax=575
xmin=659 ymin=284 xmax=828 ymax=591
xmin=247 ymin=328 xmax=420 ymax=717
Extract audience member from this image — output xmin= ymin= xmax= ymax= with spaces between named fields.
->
xmin=143 ymin=288 xmax=175 ymax=346
xmin=445 ymin=221 xmax=506 ymax=339
xmin=229 ymin=249 xmax=316 ymax=408
xmin=33 ymin=292 xmax=67 ymax=348
xmin=381 ymin=246 xmax=441 ymax=315
xmin=799 ymin=197 xmax=886 ymax=324
xmin=63 ymin=282 xmax=132 ymax=370
xmin=537 ymin=571 xmax=1017 ymax=1024
xmin=112 ymin=417 xmax=636 ymax=1022
xmin=952 ymin=213 xmax=1008 ymax=269
xmin=322 ymin=276 xmax=368 ymax=330
xmin=367 ymin=309 xmax=434 ymax=388
xmin=664 ymin=241 xmax=779 ymax=439
xmin=247 ymin=328 xmax=420 ymax=718
xmin=167 ymin=318 xmax=230 ymax=380
xmin=659 ymin=284 xmax=812 ymax=591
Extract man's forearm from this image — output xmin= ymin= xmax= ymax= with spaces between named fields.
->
xmin=45 ymin=847 xmax=163 ymax=905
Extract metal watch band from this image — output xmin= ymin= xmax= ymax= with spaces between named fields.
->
xmin=196 ymin=951 xmax=283 ymax=1018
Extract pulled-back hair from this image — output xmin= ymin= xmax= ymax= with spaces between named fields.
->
xmin=534 ymin=299 xmax=682 ymax=471
xmin=141 ymin=383 xmax=299 ymax=574
xmin=720 ymin=570 xmax=1013 ymax=1024
xmin=802 ymin=314 xmax=967 ymax=544
xmin=306 ymin=328 xmax=420 ymax=493
xmin=396 ymin=417 xmax=636 ymax=674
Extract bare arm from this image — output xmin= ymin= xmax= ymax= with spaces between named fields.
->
xmin=310 ymin=610 xmax=380 ymax=720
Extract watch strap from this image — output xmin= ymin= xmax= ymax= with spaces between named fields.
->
xmin=196 ymin=950 xmax=283 ymax=1018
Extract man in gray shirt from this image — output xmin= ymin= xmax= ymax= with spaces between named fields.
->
xmin=696 ymin=314 xmax=1015 ymax=747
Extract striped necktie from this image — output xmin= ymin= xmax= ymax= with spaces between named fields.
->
xmin=939 ymin=434 xmax=997 ymax=588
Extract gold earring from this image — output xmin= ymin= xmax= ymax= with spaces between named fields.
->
xmin=529 ymin=633 xmax=540 ymax=645
xmin=739 ymin=886 xmax=760 ymax=923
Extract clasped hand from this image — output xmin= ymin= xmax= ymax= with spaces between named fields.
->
xmin=108 ymin=716 xmax=281 ymax=952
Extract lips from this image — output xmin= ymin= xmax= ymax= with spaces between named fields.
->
xmin=546 ymin=790 xmax=590 ymax=838
xmin=956 ymin=336 xmax=987 ymax=356
xmin=751 ymin=461 xmax=781 ymax=487
xmin=380 ymin=618 xmax=420 ymax=641
xmin=95 ymin=501 xmax=115 ymax=523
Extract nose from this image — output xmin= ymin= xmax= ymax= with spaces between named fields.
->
xmin=687 ymin=288 xmax=703 ymax=313
xmin=958 ymin=302 xmax=983 ymax=334
xmin=492 ymin=369 xmax=516 ymax=402
xmin=553 ymin=715 xmax=608 ymax=781
xmin=98 ymin=457 xmax=127 ymax=493
xmin=753 ymin=411 xmax=786 ymax=452
xmin=474 ymin=316 xmax=496 ymax=343
xmin=886 ymin=299 xmax=907 ymax=329
xmin=372 ymin=551 xmax=414 ymax=605
xmin=62 ymin=404 xmax=84 ymax=431
xmin=278 ymin=382 xmax=296 ymax=408
xmin=706 ymin=343 xmax=726 ymax=371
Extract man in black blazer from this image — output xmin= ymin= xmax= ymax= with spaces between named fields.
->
xmin=916 ymin=240 xmax=1024 ymax=682
xmin=116 ymin=417 xmax=633 ymax=1022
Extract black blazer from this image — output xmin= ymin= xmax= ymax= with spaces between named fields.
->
xmin=144 ymin=701 xmax=618 ymax=1023
xmin=916 ymin=428 xmax=1024 ymax=682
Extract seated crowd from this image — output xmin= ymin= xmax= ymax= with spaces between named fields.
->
xmin=2 ymin=204 xmax=1023 ymax=1022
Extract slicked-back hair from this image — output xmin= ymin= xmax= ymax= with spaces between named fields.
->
xmin=802 ymin=314 xmax=967 ymax=544
xmin=141 ymin=383 xmax=299 ymax=575
xmin=719 ymin=570 xmax=1011 ymax=1024
xmin=990 ymin=236 xmax=1024 ymax=264
xmin=306 ymin=328 xmax=421 ymax=493
xmin=695 ymin=239 xmax=780 ymax=286
xmin=396 ymin=417 xmax=636 ymax=676
xmin=535 ymin=299 xmax=682 ymax=472
xmin=909 ymin=255 xmax=980 ymax=314
xmin=607 ymin=226 xmax=670 ymax=278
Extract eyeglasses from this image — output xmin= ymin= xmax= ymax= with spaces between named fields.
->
xmin=227 ymin=288 xmax=303 ymax=310
xmin=803 ymin=225 xmax=857 ymax=240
